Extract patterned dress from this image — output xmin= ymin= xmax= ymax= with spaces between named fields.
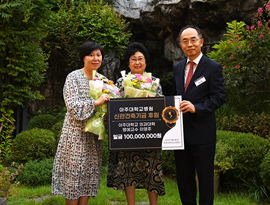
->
xmin=51 ymin=69 xmax=105 ymax=200
xmin=107 ymin=75 xmax=166 ymax=196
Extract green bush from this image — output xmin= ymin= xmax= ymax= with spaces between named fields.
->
xmin=54 ymin=107 xmax=67 ymax=121
xmin=207 ymin=4 xmax=270 ymax=114
xmin=216 ymin=113 xmax=270 ymax=140
xmin=45 ymin=107 xmax=67 ymax=121
xmin=17 ymin=158 xmax=54 ymax=186
xmin=162 ymin=150 xmax=176 ymax=177
xmin=27 ymin=114 xmax=58 ymax=131
xmin=0 ymin=162 xmax=23 ymax=198
xmin=11 ymin=128 xmax=56 ymax=163
xmin=217 ymin=130 xmax=270 ymax=189
xmin=261 ymin=150 xmax=270 ymax=190
xmin=51 ymin=120 xmax=64 ymax=144
xmin=214 ymin=140 xmax=233 ymax=174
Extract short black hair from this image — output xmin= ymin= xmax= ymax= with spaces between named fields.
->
xmin=123 ymin=42 xmax=150 ymax=68
xmin=177 ymin=25 xmax=203 ymax=44
xmin=79 ymin=41 xmax=105 ymax=64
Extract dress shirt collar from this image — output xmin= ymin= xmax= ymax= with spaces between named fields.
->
xmin=186 ymin=52 xmax=203 ymax=65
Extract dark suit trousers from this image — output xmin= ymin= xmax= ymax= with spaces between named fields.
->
xmin=174 ymin=142 xmax=216 ymax=205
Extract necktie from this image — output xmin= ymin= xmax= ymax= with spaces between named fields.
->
xmin=185 ymin=61 xmax=194 ymax=92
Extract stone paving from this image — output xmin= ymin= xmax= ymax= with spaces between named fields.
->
xmin=0 ymin=198 xmax=7 ymax=205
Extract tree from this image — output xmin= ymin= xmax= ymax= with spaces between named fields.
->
xmin=208 ymin=1 xmax=270 ymax=114
xmin=0 ymin=0 xmax=51 ymax=161
xmin=41 ymin=0 xmax=131 ymax=108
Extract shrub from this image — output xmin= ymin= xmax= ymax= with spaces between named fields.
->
xmin=161 ymin=150 xmax=176 ymax=177
xmin=0 ymin=163 xmax=23 ymax=198
xmin=217 ymin=113 xmax=270 ymax=140
xmin=51 ymin=120 xmax=64 ymax=144
xmin=27 ymin=114 xmax=58 ymax=131
xmin=11 ymin=128 xmax=56 ymax=163
xmin=16 ymin=158 xmax=54 ymax=186
xmin=45 ymin=107 xmax=67 ymax=121
xmin=217 ymin=130 xmax=270 ymax=189
xmin=261 ymin=150 xmax=270 ymax=190
xmin=54 ymin=107 xmax=67 ymax=121
xmin=208 ymin=2 xmax=270 ymax=114
xmin=231 ymin=113 xmax=270 ymax=140
xmin=214 ymin=140 xmax=233 ymax=174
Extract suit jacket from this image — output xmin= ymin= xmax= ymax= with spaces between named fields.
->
xmin=172 ymin=55 xmax=226 ymax=145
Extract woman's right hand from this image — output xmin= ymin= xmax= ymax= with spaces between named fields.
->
xmin=94 ymin=94 xmax=110 ymax=106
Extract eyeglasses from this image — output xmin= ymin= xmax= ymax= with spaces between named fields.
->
xmin=130 ymin=57 xmax=145 ymax=63
xmin=180 ymin=38 xmax=201 ymax=45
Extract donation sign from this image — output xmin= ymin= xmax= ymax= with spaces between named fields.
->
xmin=107 ymin=96 xmax=184 ymax=151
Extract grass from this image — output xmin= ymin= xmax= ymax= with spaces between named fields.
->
xmin=6 ymin=167 xmax=265 ymax=205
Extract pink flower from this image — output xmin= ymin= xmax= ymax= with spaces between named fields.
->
xmin=250 ymin=43 xmax=254 ymax=46
xmin=135 ymin=74 xmax=143 ymax=81
xmin=230 ymin=56 xmax=234 ymax=59
xmin=258 ymin=7 xmax=263 ymax=14
xmin=250 ymin=25 xmax=255 ymax=30
xmin=266 ymin=2 xmax=270 ymax=11
xmin=235 ymin=65 xmax=240 ymax=69
xmin=258 ymin=21 xmax=263 ymax=27
xmin=259 ymin=32 xmax=264 ymax=38
xmin=223 ymin=66 xmax=226 ymax=69
xmin=246 ymin=25 xmax=250 ymax=29
xmin=235 ymin=38 xmax=238 ymax=41
xmin=144 ymin=76 xmax=152 ymax=83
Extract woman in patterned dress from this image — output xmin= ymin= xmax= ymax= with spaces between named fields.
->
xmin=107 ymin=42 xmax=166 ymax=205
xmin=51 ymin=41 xmax=110 ymax=205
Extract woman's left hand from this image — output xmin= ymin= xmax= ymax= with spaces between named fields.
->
xmin=146 ymin=93 xmax=155 ymax=97
xmin=95 ymin=94 xmax=110 ymax=106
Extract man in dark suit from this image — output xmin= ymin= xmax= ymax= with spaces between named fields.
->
xmin=172 ymin=25 xmax=226 ymax=205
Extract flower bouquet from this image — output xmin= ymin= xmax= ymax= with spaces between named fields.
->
xmin=121 ymin=71 xmax=160 ymax=98
xmin=84 ymin=71 xmax=120 ymax=140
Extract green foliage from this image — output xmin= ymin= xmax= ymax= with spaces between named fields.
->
xmin=27 ymin=114 xmax=58 ymax=131
xmin=161 ymin=71 xmax=174 ymax=85
xmin=52 ymin=107 xmax=67 ymax=121
xmin=11 ymin=128 xmax=56 ymax=163
xmin=161 ymin=150 xmax=176 ymax=177
xmin=0 ymin=162 xmax=23 ymax=198
xmin=41 ymin=0 xmax=131 ymax=75
xmin=216 ymin=112 xmax=270 ymax=139
xmin=214 ymin=141 xmax=233 ymax=173
xmin=0 ymin=0 xmax=50 ymax=108
xmin=208 ymin=2 xmax=270 ymax=114
xmin=217 ymin=130 xmax=270 ymax=190
xmin=0 ymin=108 xmax=14 ymax=162
xmin=16 ymin=158 xmax=54 ymax=186
xmin=51 ymin=120 xmax=64 ymax=144
xmin=261 ymin=150 xmax=270 ymax=189
xmin=0 ymin=0 xmax=52 ymax=164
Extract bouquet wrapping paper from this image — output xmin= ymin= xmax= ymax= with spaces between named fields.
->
xmin=121 ymin=71 xmax=160 ymax=97
xmin=84 ymin=71 xmax=120 ymax=140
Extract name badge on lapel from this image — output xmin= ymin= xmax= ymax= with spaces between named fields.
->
xmin=194 ymin=76 xmax=206 ymax=86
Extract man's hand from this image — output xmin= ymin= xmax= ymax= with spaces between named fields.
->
xmin=179 ymin=100 xmax=196 ymax=113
